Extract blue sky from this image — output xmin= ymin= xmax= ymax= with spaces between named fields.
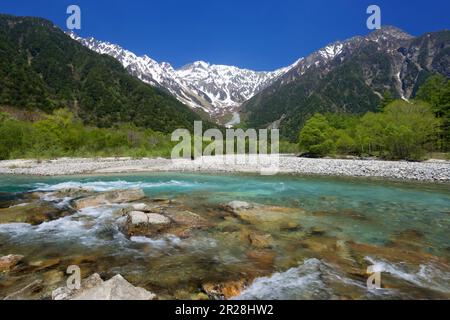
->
xmin=0 ymin=0 xmax=449 ymax=71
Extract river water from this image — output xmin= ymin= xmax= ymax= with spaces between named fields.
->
xmin=0 ymin=173 xmax=449 ymax=299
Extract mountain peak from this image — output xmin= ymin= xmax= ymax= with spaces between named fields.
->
xmin=367 ymin=25 xmax=413 ymax=41
xmin=71 ymin=34 xmax=297 ymax=118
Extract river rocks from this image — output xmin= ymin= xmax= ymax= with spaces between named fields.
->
xmin=388 ymin=229 xmax=426 ymax=250
xmin=164 ymin=209 xmax=210 ymax=229
xmin=248 ymin=233 xmax=273 ymax=249
xmin=130 ymin=203 xmax=153 ymax=212
xmin=226 ymin=201 xmax=254 ymax=212
xmin=3 ymin=279 xmax=43 ymax=300
xmin=52 ymin=273 xmax=103 ymax=300
xmin=43 ymin=270 xmax=65 ymax=287
xmin=0 ymin=202 xmax=71 ymax=225
xmin=72 ymin=188 xmax=145 ymax=209
xmin=202 ymin=279 xmax=248 ymax=300
xmin=123 ymin=211 xmax=171 ymax=237
xmin=45 ymin=188 xmax=94 ymax=201
xmin=233 ymin=205 xmax=302 ymax=232
xmin=308 ymin=226 xmax=327 ymax=236
xmin=74 ymin=275 xmax=156 ymax=300
xmin=52 ymin=273 xmax=156 ymax=300
xmin=246 ymin=250 xmax=276 ymax=272
xmin=0 ymin=254 xmax=24 ymax=272
xmin=28 ymin=258 xmax=61 ymax=271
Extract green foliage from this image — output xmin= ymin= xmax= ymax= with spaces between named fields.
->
xmin=378 ymin=91 xmax=394 ymax=111
xmin=298 ymin=100 xmax=440 ymax=160
xmin=381 ymin=100 xmax=439 ymax=159
xmin=243 ymin=30 xmax=450 ymax=142
xmin=0 ymin=118 xmax=28 ymax=159
xmin=0 ymin=14 xmax=204 ymax=133
xmin=415 ymin=74 xmax=450 ymax=150
xmin=0 ymin=109 xmax=176 ymax=160
xmin=298 ymin=114 xmax=335 ymax=156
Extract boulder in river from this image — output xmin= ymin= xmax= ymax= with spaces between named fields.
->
xmin=72 ymin=189 xmax=145 ymax=209
xmin=164 ymin=209 xmax=210 ymax=229
xmin=123 ymin=211 xmax=171 ymax=237
xmin=0 ymin=202 xmax=71 ymax=225
xmin=52 ymin=273 xmax=156 ymax=300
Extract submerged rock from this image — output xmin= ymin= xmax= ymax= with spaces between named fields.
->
xmin=52 ymin=273 xmax=156 ymax=300
xmin=233 ymin=205 xmax=302 ymax=232
xmin=164 ymin=209 xmax=210 ymax=229
xmin=388 ymin=229 xmax=426 ymax=250
xmin=202 ymin=279 xmax=248 ymax=300
xmin=28 ymin=258 xmax=61 ymax=271
xmin=246 ymin=250 xmax=277 ymax=272
xmin=45 ymin=188 xmax=94 ymax=200
xmin=72 ymin=189 xmax=145 ymax=209
xmin=248 ymin=233 xmax=273 ymax=249
xmin=0 ymin=202 xmax=71 ymax=225
xmin=0 ymin=254 xmax=24 ymax=272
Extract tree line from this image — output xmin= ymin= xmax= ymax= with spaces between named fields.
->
xmin=0 ymin=109 xmax=175 ymax=160
xmin=298 ymin=75 xmax=450 ymax=160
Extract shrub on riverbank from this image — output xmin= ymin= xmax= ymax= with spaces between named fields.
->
xmin=0 ymin=109 xmax=175 ymax=160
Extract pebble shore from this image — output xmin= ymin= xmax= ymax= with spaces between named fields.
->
xmin=0 ymin=155 xmax=449 ymax=182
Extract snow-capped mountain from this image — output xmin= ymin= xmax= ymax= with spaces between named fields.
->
xmin=242 ymin=26 xmax=450 ymax=140
xmin=68 ymin=32 xmax=299 ymax=118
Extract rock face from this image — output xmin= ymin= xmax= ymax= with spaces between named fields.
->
xmin=72 ymin=189 xmax=145 ymax=209
xmin=0 ymin=254 xmax=24 ymax=272
xmin=52 ymin=273 xmax=156 ymax=300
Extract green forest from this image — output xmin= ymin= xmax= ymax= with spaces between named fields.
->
xmin=0 ymin=108 xmax=176 ymax=160
xmin=298 ymin=75 xmax=450 ymax=160
xmin=1 ymin=75 xmax=448 ymax=161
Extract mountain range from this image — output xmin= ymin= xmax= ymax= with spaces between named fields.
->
xmin=70 ymin=26 xmax=450 ymax=139
xmin=242 ymin=26 xmax=450 ymax=140
xmin=69 ymin=32 xmax=299 ymax=122
xmin=0 ymin=13 xmax=448 ymax=140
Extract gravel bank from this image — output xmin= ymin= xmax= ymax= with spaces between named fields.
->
xmin=0 ymin=155 xmax=449 ymax=182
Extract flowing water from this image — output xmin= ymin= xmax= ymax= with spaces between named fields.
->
xmin=0 ymin=173 xmax=449 ymax=299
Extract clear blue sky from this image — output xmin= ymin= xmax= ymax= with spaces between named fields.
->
xmin=0 ymin=0 xmax=449 ymax=71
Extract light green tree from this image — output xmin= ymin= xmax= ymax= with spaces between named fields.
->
xmin=298 ymin=114 xmax=335 ymax=156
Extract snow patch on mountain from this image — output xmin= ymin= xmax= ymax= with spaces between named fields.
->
xmin=68 ymin=32 xmax=299 ymax=117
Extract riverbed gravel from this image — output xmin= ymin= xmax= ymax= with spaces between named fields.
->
xmin=0 ymin=155 xmax=448 ymax=182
